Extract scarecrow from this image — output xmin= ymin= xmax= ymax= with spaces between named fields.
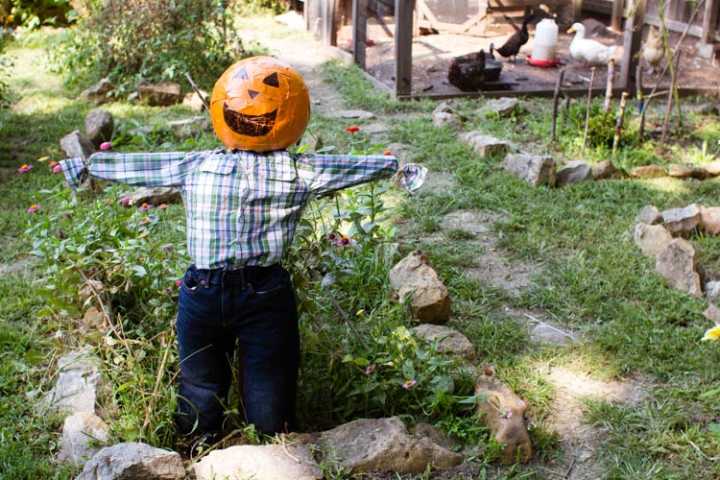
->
xmin=57 ymin=56 xmax=425 ymax=448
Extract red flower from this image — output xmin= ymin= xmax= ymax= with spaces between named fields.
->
xmin=52 ymin=163 xmax=63 ymax=174
xmin=27 ymin=204 xmax=40 ymax=214
xmin=138 ymin=202 xmax=152 ymax=212
xmin=383 ymin=149 xmax=392 ymax=156
xmin=345 ymin=125 xmax=360 ymax=134
xmin=175 ymin=279 xmax=182 ymax=288
xmin=18 ymin=164 xmax=33 ymax=174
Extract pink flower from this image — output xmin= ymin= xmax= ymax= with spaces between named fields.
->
xmin=364 ymin=364 xmax=376 ymax=376
xmin=402 ymin=379 xmax=417 ymax=390
xmin=138 ymin=202 xmax=152 ymax=212
xmin=100 ymin=141 xmax=112 ymax=151
xmin=175 ymin=279 xmax=182 ymax=288
xmin=157 ymin=203 xmax=168 ymax=210
xmin=18 ymin=164 xmax=33 ymax=174
xmin=52 ymin=163 xmax=63 ymax=174
xmin=345 ymin=125 xmax=360 ymax=134
xmin=119 ymin=196 xmax=131 ymax=207
xmin=27 ymin=204 xmax=40 ymax=214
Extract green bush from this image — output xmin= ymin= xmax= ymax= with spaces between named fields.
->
xmin=0 ymin=0 xmax=72 ymax=27
xmin=51 ymin=0 xmax=245 ymax=96
xmin=0 ymin=31 xmax=11 ymax=108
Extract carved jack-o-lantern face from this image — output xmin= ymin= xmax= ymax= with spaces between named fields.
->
xmin=210 ymin=56 xmax=310 ymax=152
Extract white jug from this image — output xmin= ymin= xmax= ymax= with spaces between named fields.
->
xmin=532 ymin=18 xmax=559 ymax=62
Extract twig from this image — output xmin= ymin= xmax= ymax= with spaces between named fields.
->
xmin=637 ymin=63 xmax=646 ymax=141
xmin=613 ymin=92 xmax=630 ymax=157
xmin=563 ymin=94 xmax=572 ymax=128
xmin=603 ymin=59 xmax=616 ymax=113
xmin=661 ymin=51 xmax=682 ymax=143
xmin=142 ymin=331 xmax=173 ymax=433
xmin=184 ymin=73 xmax=210 ymax=111
xmin=551 ymin=69 xmax=566 ymax=142
xmin=583 ymin=67 xmax=597 ymax=151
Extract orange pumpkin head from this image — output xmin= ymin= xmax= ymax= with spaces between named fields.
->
xmin=210 ymin=56 xmax=311 ymax=152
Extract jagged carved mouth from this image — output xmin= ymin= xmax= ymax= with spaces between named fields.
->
xmin=223 ymin=103 xmax=277 ymax=136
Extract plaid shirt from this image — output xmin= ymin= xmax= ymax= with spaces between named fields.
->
xmin=60 ymin=149 xmax=398 ymax=269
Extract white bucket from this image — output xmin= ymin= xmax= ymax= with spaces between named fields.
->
xmin=532 ymin=18 xmax=559 ymax=62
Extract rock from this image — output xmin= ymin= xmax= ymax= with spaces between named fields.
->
xmin=182 ymin=90 xmax=208 ymax=111
xmin=591 ymin=160 xmax=618 ymax=180
xmin=668 ymin=164 xmax=709 ymax=180
xmin=706 ymin=281 xmax=720 ymax=302
xmin=58 ymin=412 xmax=110 ymax=466
xmin=84 ymin=110 xmax=114 ymax=148
xmin=460 ymin=132 xmax=510 ymax=157
xmin=662 ymin=204 xmax=701 ymax=236
xmin=482 ymin=97 xmax=519 ymax=116
xmin=556 ymin=160 xmax=592 ymax=187
xmin=385 ymin=143 xmax=410 ymax=162
xmin=389 ymin=251 xmax=451 ymax=324
xmin=194 ymin=444 xmax=321 ymax=480
xmin=700 ymin=206 xmax=720 ymax=235
xmin=330 ymin=109 xmax=376 ymax=120
xmin=702 ymin=161 xmax=720 ymax=176
xmin=125 ymin=187 xmax=182 ymax=206
xmin=433 ymin=111 xmax=462 ymax=129
xmin=529 ymin=322 xmax=576 ymax=345
xmin=362 ymin=123 xmax=389 ymax=137
xmin=411 ymin=423 xmax=458 ymax=450
xmin=475 ymin=371 xmax=532 ymax=464
xmin=318 ymin=417 xmax=463 ymax=474
xmin=411 ymin=324 xmax=475 ymax=359
xmin=167 ymin=116 xmax=211 ymax=139
xmin=705 ymin=304 xmax=720 ymax=324
xmin=655 ymin=238 xmax=703 ymax=297
xmin=80 ymin=78 xmax=114 ymax=105
xmin=137 ymin=82 xmax=183 ymax=106
xmin=60 ymin=131 xmax=95 ymax=161
xmin=76 ymin=442 xmax=185 ymax=480
xmin=633 ymin=223 xmax=673 ymax=257
xmin=692 ymin=102 xmax=719 ymax=115
xmin=440 ymin=210 xmax=492 ymax=236
xmin=80 ymin=307 xmax=106 ymax=331
xmin=630 ymin=165 xmax=667 ymax=178
xmin=44 ymin=347 xmax=100 ymax=415
xmin=636 ymin=205 xmax=662 ymax=225
xmin=502 ymin=153 xmax=556 ymax=187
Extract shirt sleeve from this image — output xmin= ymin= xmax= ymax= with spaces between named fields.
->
xmin=295 ymin=153 xmax=399 ymax=197
xmin=58 ymin=151 xmax=207 ymax=190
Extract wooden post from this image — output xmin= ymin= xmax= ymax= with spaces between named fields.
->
xmin=619 ymin=0 xmax=646 ymax=95
xmin=572 ymin=0 xmax=584 ymax=21
xmin=611 ymin=0 xmax=624 ymax=32
xmin=395 ymin=0 xmax=414 ymax=97
xmin=551 ymin=69 xmax=566 ymax=142
xmin=702 ymin=0 xmax=718 ymax=44
xmin=352 ymin=0 xmax=368 ymax=69
xmin=322 ymin=0 xmax=339 ymax=46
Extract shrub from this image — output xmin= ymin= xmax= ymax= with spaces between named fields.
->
xmin=0 ymin=30 xmax=11 ymax=107
xmin=0 ymin=0 xmax=72 ymax=27
xmin=52 ymin=0 xmax=245 ymax=96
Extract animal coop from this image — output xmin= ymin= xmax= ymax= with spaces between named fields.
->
xmin=303 ymin=0 xmax=720 ymax=99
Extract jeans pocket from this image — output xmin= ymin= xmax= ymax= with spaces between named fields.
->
xmin=181 ymin=268 xmax=202 ymax=296
xmin=253 ymin=270 xmax=289 ymax=296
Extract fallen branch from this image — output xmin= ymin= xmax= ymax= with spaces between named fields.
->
xmin=185 ymin=73 xmax=210 ymax=111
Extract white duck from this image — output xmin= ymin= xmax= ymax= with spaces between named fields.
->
xmin=568 ymin=22 xmax=617 ymax=65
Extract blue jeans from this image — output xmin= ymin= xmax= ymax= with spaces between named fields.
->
xmin=175 ymin=264 xmax=299 ymax=436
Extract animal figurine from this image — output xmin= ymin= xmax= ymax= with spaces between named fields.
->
xmin=496 ymin=14 xmax=534 ymax=63
xmin=448 ymin=50 xmax=486 ymax=92
xmin=475 ymin=367 xmax=533 ymax=464
xmin=568 ymin=22 xmax=617 ymax=66
xmin=642 ymin=26 xmax=664 ymax=73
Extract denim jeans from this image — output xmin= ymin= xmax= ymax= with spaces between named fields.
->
xmin=175 ymin=264 xmax=299 ymax=437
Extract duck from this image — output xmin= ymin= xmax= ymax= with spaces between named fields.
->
xmin=568 ymin=22 xmax=617 ymax=66
xmin=642 ymin=26 xmax=664 ymax=73
xmin=496 ymin=14 xmax=534 ymax=63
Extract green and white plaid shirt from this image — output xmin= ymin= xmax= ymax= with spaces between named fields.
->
xmin=60 ymin=149 xmax=398 ymax=269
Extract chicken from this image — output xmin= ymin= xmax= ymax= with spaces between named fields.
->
xmin=496 ymin=14 xmax=534 ymax=63
xmin=568 ymin=23 xmax=617 ymax=66
xmin=642 ymin=26 xmax=664 ymax=73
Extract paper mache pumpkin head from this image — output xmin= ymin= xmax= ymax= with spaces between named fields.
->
xmin=210 ymin=56 xmax=311 ymax=152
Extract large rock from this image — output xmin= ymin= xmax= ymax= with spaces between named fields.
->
xmin=556 ymin=160 xmax=592 ymax=187
xmin=706 ymin=280 xmax=720 ymax=302
xmin=630 ymin=165 xmax=667 ymax=178
xmin=633 ymin=223 xmax=673 ymax=257
xmin=45 ymin=348 xmax=100 ymax=415
xmin=80 ymin=78 xmax=114 ymax=105
xmin=138 ymin=82 xmax=183 ymax=106
xmin=591 ymin=160 xmax=618 ymax=180
xmin=58 ymin=412 xmax=110 ymax=466
xmin=702 ymin=161 xmax=720 ymax=177
xmin=183 ymin=90 xmax=208 ymax=112
xmin=411 ymin=324 xmax=475 ymax=359
xmin=529 ymin=322 xmax=576 ymax=345
xmin=318 ymin=417 xmax=463 ymax=474
xmin=389 ymin=251 xmax=451 ymax=324
xmin=167 ymin=116 xmax=211 ymax=139
xmin=503 ymin=153 xmax=556 ymax=187
xmin=636 ymin=205 xmax=662 ymax=225
xmin=60 ymin=131 xmax=95 ymax=161
xmin=668 ymin=164 xmax=709 ymax=179
xmin=475 ymin=370 xmax=532 ymax=464
xmin=330 ymin=109 xmax=375 ymax=120
xmin=461 ymin=132 xmax=510 ymax=157
xmin=700 ymin=206 xmax=720 ymax=235
xmin=194 ymin=444 xmax=321 ymax=480
xmin=662 ymin=204 xmax=701 ymax=236
xmin=84 ymin=109 xmax=114 ymax=148
xmin=432 ymin=111 xmax=462 ymax=129
xmin=124 ymin=187 xmax=182 ymax=206
xmin=76 ymin=442 xmax=185 ymax=480
xmin=655 ymin=238 xmax=703 ymax=297
xmin=704 ymin=303 xmax=720 ymax=324
xmin=482 ymin=97 xmax=519 ymax=116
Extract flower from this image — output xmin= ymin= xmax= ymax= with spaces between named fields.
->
xmin=345 ymin=125 xmax=360 ymax=134
xmin=702 ymin=325 xmax=720 ymax=341
xmin=18 ymin=164 xmax=33 ymax=174
xmin=364 ymin=364 xmax=376 ymax=375
xmin=27 ymin=204 xmax=40 ymax=214
xmin=100 ymin=141 xmax=112 ymax=151
xmin=157 ymin=203 xmax=168 ymax=210
xmin=138 ymin=202 xmax=152 ymax=212
xmin=383 ymin=149 xmax=392 ymax=156
xmin=119 ymin=196 xmax=131 ymax=207
xmin=52 ymin=163 xmax=63 ymax=174
xmin=175 ymin=279 xmax=183 ymax=288
xmin=402 ymin=379 xmax=417 ymax=390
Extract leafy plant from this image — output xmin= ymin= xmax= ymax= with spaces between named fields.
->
xmin=0 ymin=0 xmax=72 ymax=27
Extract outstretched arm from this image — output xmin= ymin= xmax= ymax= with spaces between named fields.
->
xmin=58 ymin=151 xmax=208 ymax=189
xmin=295 ymin=153 xmax=398 ymax=197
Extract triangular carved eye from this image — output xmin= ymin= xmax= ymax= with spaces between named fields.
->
xmin=263 ymin=72 xmax=280 ymax=87
xmin=248 ymin=89 xmax=260 ymax=99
